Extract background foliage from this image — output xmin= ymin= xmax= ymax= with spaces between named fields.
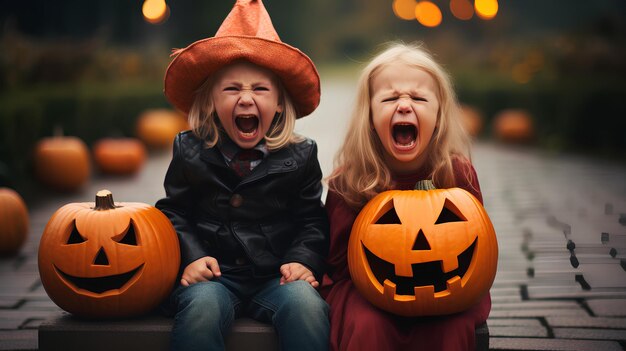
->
xmin=1 ymin=0 xmax=625 ymax=192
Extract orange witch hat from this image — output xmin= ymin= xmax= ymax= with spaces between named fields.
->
xmin=164 ymin=0 xmax=320 ymax=118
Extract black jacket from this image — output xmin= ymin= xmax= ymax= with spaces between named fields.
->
xmin=156 ymin=131 xmax=329 ymax=281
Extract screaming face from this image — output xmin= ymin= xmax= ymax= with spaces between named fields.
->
xmin=212 ymin=61 xmax=283 ymax=149
xmin=370 ymin=63 xmax=439 ymax=174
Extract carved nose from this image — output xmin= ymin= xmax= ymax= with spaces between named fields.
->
xmin=93 ymin=247 xmax=109 ymax=266
xmin=412 ymin=230 xmax=431 ymax=250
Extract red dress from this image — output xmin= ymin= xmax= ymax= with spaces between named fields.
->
xmin=321 ymin=160 xmax=491 ymax=351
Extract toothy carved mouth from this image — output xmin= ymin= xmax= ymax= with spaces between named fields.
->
xmin=362 ymin=238 xmax=476 ymax=295
xmin=55 ymin=264 xmax=144 ymax=294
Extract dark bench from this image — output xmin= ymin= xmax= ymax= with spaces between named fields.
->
xmin=39 ymin=312 xmax=489 ymax=350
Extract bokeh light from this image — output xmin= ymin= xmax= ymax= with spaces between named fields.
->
xmin=393 ymin=0 xmax=418 ymax=20
xmin=450 ymin=0 xmax=474 ymax=21
xmin=475 ymin=0 xmax=498 ymax=20
xmin=415 ymin=1 xmax=442 ymax=28
xmin=142 ymin=0 xmax=169 ymax=25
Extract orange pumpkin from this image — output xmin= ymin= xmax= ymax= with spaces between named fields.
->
xmin=93 ymin=138 xmax=146 ymax=175
xmin=38 ymin=190 xmax=180 ymax=318
xmin=493 ymin=109 xmax=534 ymax=143
xmin=459 ymin=105 xmax=484 ymax=137
xmin=348 ymin=180 xmax=498 ymax=317
xmin=0 ymin=188 xmax=29 ymax=255
xmin=34 ymin=136 xmax=91 ymax=192
xmin=136 ymin=109 xmax=189 ymax=149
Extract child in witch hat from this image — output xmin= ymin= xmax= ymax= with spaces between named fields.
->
xmin=156 ymin=1 xmax=329 ymax=350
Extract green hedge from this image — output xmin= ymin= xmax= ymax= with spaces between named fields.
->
xmin=455 ymin=71 xmax=626 ymax=156
xmin=0 ymin=81 xmax=168 ymax=193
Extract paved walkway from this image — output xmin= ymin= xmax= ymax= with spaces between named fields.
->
xmin=1 ymin=78 xmax=625 ymax=350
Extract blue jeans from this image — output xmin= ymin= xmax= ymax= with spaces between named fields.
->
xmin=169 ymin=273 xmax=329 ymax=351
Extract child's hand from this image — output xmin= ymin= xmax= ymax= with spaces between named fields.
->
xmin=280 ymin=262 xmax=319 ymax=288
xmin=180 ymin=256 xmax=221 ymax=287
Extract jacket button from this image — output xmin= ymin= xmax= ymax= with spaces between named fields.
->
xmin=230 ymin=194 xmax=243 ymax=208
xmin=284 ymin=160 xmax=293 ymax=166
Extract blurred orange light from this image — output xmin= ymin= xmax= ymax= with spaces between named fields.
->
xmin=393 ymin=0 xmax=418 ymax=20
xmin=450 ymin=0 xmax=473 ymax=20
xmin=475 ymin=0 xmax=498 ymax=20
xmin=143 ymin=0 xmax=169 ymax=25
xmin=415 ymin=1 xmax=442 ymax=28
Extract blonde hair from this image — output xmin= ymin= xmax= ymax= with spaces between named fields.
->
xmin=327 ymin=42 xmax=472 ymax=208
xmin=187 ymin=62 xmax=301 ymax=151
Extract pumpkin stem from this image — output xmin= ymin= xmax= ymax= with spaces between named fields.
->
xmin=414 ymin=180 xmax=437 ymax=191
xmin=94 ymin=190 xmax=117 ymax=210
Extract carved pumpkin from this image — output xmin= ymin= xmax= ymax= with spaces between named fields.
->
xmin=493 ymin=109 xmax=534 ymax=143
xmin=348 ymin=180 xmax=498 ymax=317
xmin=93 ymin=138 xmax=146 ymax=175
xmin=0 ymin=188 xmax=29 ymax=255
xmin=136 ymin=109 xmax=189 ymax=149
xmin=34 ymin=135 xmax=90 ymax=192
xmin=38 ymin=190 xmax=180 ymax=318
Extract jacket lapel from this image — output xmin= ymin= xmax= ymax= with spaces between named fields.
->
xmin=240 ymin=147 xmax=298 ymax=185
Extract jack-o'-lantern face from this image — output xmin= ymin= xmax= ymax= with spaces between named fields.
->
xmin=348 ymin=182 xmax=498 ymax=317
xmin=38 ymin=190 xmax=180 ymax=318
xmin=53 ymin=218 xmax=145 ymax=295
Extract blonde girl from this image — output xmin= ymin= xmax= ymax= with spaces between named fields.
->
xmin=322 ymin=42 xmax=489 ymax=351
xmin=327 ymin=42 xmax=474 ymax=208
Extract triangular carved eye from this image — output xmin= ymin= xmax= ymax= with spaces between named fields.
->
xmin=375 ymin=200 xmax=401 ymax=224
xmin=435 ymin=199 xmax=467 ymax=224
xmin=113 ymin=220 xmax=138 ymax=246
xmin=66 ymin=221 xmax=86 ymax=244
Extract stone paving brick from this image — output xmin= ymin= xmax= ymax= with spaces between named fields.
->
xmin=488 ymin=307 xmax=589 ymax=318
xmin=0 ymin=297 xmax=22 ymax=309
xmin=0 ymin=330 xmax=37 ymax=351
xmin=491 ymin=301 xmax=581 ymax=311
xmin=546 ymin=316 xmax=626 ymax=329
xmin=489 ymin=325 xmax=548 ymax=338
xmin=489 ymin=337 xmax=623 ymax=350
xmin=487 ymin=318 xmax=544 ymax=327
xmin=586 ymin=298 xmax=626 ymax=317
xmin=527 ymin=285 xmax=626 ymax=299
xmin=580 ymin=264 xmax=626 ymax=289
xmin=18 ymin=301 xmax=61 ymax=312
xmin=0 ymin=318 xmax=26 ymax=330
xmin=553 ymin=327 xmax=626 ymax=341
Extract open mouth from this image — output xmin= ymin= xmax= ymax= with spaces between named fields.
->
xmin=392 ymin=123 xmax=417 ymax=148
xmin=55 ymin=264 xmax=144 ymax=294
xmin=362 ymin=238 xmax=476 ymax=295
xmin=235 ymin=115 xmax=259 ymax=137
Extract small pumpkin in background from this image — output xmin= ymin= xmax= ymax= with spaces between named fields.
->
xmin=348 ymin=180 xmax=498 ymax=317
xmin=136 ymin=109 xmax=188 ymax=149
xmin=93 ymin=138 xmax=146 ymax=175
xmin=493 ymin=109 xmax=534 ymax=143
xmin=0 ymin=188 xmax=29 ymax=255
xmin=38 ymin=190 xmax=180 ymax=318
xmin=459 ymin=104 xmax=484 ymax=137
xmin=33 ymin=133 xmax=90 ymax=192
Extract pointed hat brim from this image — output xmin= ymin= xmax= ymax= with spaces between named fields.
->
xmin=163 ymin=0 xmax=320 ymax=118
